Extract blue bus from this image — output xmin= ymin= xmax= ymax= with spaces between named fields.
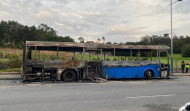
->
xmin=22 ymin=41 xmax=170 ymax=81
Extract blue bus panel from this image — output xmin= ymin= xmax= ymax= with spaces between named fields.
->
xmin=102 ymin=65 xmax=161 ymax=79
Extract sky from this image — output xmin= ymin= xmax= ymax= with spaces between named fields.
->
xmin=0 ymin=0 xmax=190 ymax=43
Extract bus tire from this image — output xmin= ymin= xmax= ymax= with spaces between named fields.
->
xmin=62 ymin=70 xmax=77 ymax=82
xmin=144 ymin=69 xmax=153 ymax=80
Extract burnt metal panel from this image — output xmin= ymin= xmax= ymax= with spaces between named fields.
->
xmin=26 ymin=41 xmax=169 ymax=51
xmin=26 ymin=60 xmax=86 ymax=69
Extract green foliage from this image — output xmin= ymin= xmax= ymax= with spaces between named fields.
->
xmin=0 ymin=20 xmax=75 ymax=48
xmin=137 ymin=35 xmax=190 ymax=54
xmin=6 ymin=54 xmax=21 ymax=68
xmin=0 ymin=52 xmax=3 ymax=58
xmin=182 ymin=44 xmax=190 ymax=57
xmin=78 ymin=37 xmax=84 ymax=43
xmin=58 ymin=36 xmax=74 ymax=42
xmin=0 ymin=68 xmax=21 ymax=72
xmin=0 ymin=61 xmax=6 ymax=70
xmin=0 ymin=58 xmax=9 ymax=62
xmin=106 ymin=42 xmax=112 ymax=44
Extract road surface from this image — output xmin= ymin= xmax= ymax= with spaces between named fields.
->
xmin=0 ymin=76 xmax=190 ymax=111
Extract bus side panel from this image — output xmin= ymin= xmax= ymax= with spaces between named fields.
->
xmin=102 ymin=65 xmax=161 ymax=79
xmin=142 ymin=65 xmax=161 ymax=78
xmin=102 ymin=66 xmax=143 ymax=79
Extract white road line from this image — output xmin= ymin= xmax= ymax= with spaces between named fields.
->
xmin=125 ymin=94 xmax=176 ymax=99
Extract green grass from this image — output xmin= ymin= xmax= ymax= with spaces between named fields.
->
xmin=0 ymin=68 xmax=21 ymax=72
xmin=170 ymin=54 xmax=190 ymax=68
xmin=0 ymin=58 xmax=9 ymax=62
xmin=158 ymin=54 xmax=190 ymax=68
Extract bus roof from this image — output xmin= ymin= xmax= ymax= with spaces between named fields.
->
xmin=26 ymin=41 xmax=169 ymax=51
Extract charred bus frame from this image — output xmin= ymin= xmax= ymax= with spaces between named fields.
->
xmin=22 ymin=41 xmax=170 ymax=81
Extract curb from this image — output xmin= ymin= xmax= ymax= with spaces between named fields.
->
xmin=0 ymin=74 xmax=21 ymax=80
xmin=0 ymin=78 xmax=20 ymax=80
xmin=170 ymin=74 xmax=190 ymax=76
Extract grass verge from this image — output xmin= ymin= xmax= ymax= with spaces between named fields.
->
xmin=0 ymin=68 xmax=21 ymax=73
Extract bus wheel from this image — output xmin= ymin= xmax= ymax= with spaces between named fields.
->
xmin=144 ymin=69 xmax=153 ymax=80
xmin=62 ymin=70 xmax=77 ymax=82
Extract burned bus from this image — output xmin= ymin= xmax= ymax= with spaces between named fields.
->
xmin=22 ymin=41 xmax=170 ymax=81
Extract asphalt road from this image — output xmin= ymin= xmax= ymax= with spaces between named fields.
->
xmin=0 ymin=76 xmax=190 ymax=111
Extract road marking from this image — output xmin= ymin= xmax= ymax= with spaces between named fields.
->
xmin=125 ymin=94 xmax=176 ymax=99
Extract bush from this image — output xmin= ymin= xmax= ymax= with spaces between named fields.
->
xmin=0 ymin=61 xmax=7 ymax=70
xmin=0 ymin=52 xmax=3 ymax=58
xmin=182 ymin=44 xmax=190 ymax=57
xmin=0 ymin=68 xmax=21 ymax=72
xmin=6 ymin=54 xmax=21 ymax=68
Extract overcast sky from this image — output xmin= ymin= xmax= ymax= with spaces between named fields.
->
xmin=0 ymin=0 xmax=190 ymax=43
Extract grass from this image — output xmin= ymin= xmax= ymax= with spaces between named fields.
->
xmin=0 ymin=68 xmax=21 ymax=73
xmin=0 ymin=58 xmax=9 ymax=62
xmin=168 ymin=54 xmax=190 ymax=68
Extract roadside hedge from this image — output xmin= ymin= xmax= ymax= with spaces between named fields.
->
xmin=0 ymin=61 xmax=6 ymax=70
xmin=6 ymin=54 xmax=21 ymax=68
xmin=182 ymin=44 xmax=190 ymax=57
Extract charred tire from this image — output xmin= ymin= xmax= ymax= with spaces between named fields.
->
xmin=144 ymin=69 xmax=153 ymax=80
xmin=62 ymin=70 xmax=77 ymax=82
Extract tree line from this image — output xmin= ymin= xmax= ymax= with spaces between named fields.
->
xmin=105 ymin=35 xmax=190 ymax=57
xmin=0 ymin=20 xmax=74 ymax=48
xmin=124 ymin=34 xmax=190 ymax=57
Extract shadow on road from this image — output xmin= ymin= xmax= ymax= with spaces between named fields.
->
xmin=144 ymin=104 xmax=177 ymax=111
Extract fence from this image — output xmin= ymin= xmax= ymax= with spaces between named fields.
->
xmin=0 ymin=50 xmax=23 ymax=59
xmin=0 ymin=50 xmax=22 ymax=72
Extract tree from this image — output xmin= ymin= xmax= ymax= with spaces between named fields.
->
xmin=102 ymin=36 xmax=105 ymax=43
xmin=58 ymin=36 xmax=74 ymax=42
xmin=36 ymin=24 xmax=57 ymax=41
xmin=182 ymin=44 xmax=190 ymax=57
xmin=97 ymin=38 xmax=100 ymax=43
xmin=0 ymin=20 xmax=75 ymax=48
xmin=2 ymin=21 xmax=24 ymax=47
xmin=78 ymin=37 xmax=84 ymax=43
xmin=106 ymin=42 xmax=112 ymax=44
xmin=0 ymin=21 xmax=5 ymax=46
